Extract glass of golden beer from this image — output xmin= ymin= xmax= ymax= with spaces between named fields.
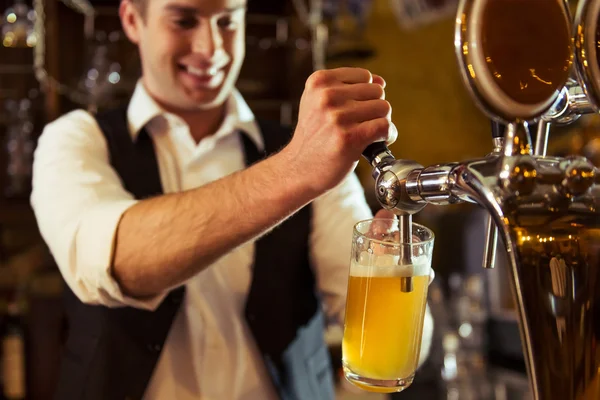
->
xmin=342 ymin=218 xmax=434 ymax=393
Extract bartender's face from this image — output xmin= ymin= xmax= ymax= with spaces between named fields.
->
xmin=120 ymin=0 xmax=246 ymax=111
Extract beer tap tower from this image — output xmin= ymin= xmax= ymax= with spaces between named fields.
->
xmin=361 ymin=0 xmax=600 ymax=399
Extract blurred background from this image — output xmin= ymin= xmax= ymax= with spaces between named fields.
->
xmin=0 ymin=0 xmax=598 ymax=399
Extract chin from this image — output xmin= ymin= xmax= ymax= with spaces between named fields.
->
xmin=170 ymin=97 xmax=223 ymax=113
xmin=194 ymin=100 xmax=223 ymax=110
xmin=186 ymin=89 xmax=230 ymax=110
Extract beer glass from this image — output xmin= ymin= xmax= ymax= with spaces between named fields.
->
xmin=342 ymin=218 xmax=434 ymax=393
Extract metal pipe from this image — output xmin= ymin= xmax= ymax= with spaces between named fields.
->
xmin=398 ymin=214 xmax=413 ymax=293
xmin=534 ymin=121 xmax=550 ymax=157
xmin=482 ymin=215 xmax=498 ymax=269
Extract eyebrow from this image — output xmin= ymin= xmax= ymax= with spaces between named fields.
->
xmin=164 ymin=4 xmax=246 ymax=15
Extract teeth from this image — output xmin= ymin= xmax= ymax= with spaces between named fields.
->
xmin=186 ymin=65 xmax=217 ymax=77
xmin=187 ymin=66 xmax=205 ymax=76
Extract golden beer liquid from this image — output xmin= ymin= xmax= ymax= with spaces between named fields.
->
xmin=509 ymin=210 xmax=600 ymax=400
xmin=342 ymin=273 xmax=429 ymax=389
xmin=480 ymin=0 xmax=572 ymax=105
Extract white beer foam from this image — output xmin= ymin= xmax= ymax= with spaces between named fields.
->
xmin=350 ymin=252 xmax=431 ymax=278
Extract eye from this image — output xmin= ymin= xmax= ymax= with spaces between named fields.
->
xmin=216 ymin=15 xmax=238 ymax=30
xmin=174 ymin=17 xmax=197 ymax=29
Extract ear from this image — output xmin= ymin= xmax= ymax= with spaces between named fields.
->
xmin=120 ymin=0 xmax=142 ymax=45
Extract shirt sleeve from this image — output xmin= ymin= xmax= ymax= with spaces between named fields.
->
xmin=310 ymin=172 xmax=373 ymax=329
xmin=30 ymin=110 xmax=167 ymax=310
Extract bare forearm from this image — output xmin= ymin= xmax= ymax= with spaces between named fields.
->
xmin=112 ymin=150 xmax=314 ymax=297
xmin=113 ymin=67 xmax=396 ymax=298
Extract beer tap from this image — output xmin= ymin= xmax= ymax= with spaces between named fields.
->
xmin=477 ymin=0 xmax=600 ymax=270
xmin=362 ymin=142 xmax=424 ymax=293
xmin=361 ymin=0 xmax=600 ymax=399
xmin=481 ymin=121 xmax=504 ymax=270
xmin=482 ymin=78 xmax=596 ymax=269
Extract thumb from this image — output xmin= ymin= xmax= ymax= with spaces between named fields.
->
xmin=374 ymin=209 xmax=396 ymax=219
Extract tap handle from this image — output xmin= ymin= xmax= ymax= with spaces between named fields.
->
xmin=362 ymin=142 xmax=394 ymax=168
xmin=491 ymin=120 xmax=505 ymax=139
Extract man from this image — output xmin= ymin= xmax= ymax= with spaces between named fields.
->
xmin=30 ymin=0 xmax=432 ymax=399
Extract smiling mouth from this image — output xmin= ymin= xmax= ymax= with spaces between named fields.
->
xmin=179 ymin=64 xmax=221 ymax=79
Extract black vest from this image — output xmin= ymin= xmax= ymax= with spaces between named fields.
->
xmin=53 ymin=108 xmax=335 ymax=400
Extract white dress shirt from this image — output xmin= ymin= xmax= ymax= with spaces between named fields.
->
xmin=30 ymin=82 xmax=373 ymax=400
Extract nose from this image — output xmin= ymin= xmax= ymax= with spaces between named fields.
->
xmin=192 ymin=18 xmax=224 ymax=62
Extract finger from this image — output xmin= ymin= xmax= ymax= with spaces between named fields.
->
xmin=352 ymin=117 xmax=397 ymax=145
xmin=368 ymin=213 xmax=397 ymax=240
xmin=386 ymin=122 xmax=398 ymax=145
xmin=374 ymin=209 xmax=396 ymax=219
xmin=372 ymin=74 xmax=386 ymax=89
xmin=333 ymin=67 xmax=373 ymax=84
xmin=337 ymin=83 xmax=385 ymax=101
xmin=306 ymin=68 xmax=371 ymax=88
xmin=391 ymin=231 xmax=422 ymax=242
xmin=429 ymin=269 xmax=436 ymax=285
xmin=342 ymin=99 xmax=390 ymax=123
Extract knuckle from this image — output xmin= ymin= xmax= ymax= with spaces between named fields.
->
xmin=318 ymin=88 xmax=337 ymax=108
xmin=387 ymin=122 xmax=398 ymax=144
xmin=329 ymin=110 xmax=346 ymax=126
xmin=379 ymin=118 xmax=391 ymax=131
xmin=357 ymin=68 xmax=372 ymax=82
xmin=362 ymin=119 xmax=389 ymax=141
xmin=370 ymin=118 xmax=390 ymax=137
xmin=373 ymin=84 xmax=385 ymax=99
xmin=376 ymin=100 xmax=392 ymax=116
xmin=307 ymin=70 xmax=328 ymax=89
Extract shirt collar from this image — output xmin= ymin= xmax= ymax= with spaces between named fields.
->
xmin=126 ymin=80 xmax=264 ymax=152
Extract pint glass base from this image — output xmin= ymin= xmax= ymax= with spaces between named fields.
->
xmin=343 ymin=366 xmax=414 ymax=394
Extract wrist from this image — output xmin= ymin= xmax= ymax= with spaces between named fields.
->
xmin=268 ymin=147 xmax=322 ymax=204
